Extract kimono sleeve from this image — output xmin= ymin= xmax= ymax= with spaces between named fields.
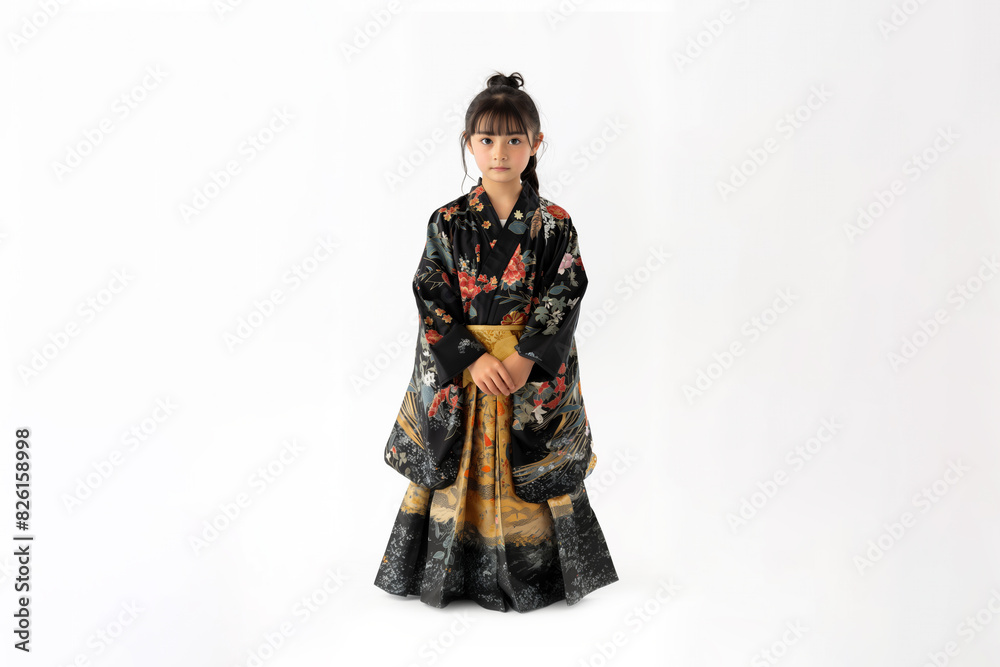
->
xmin=514 ymin=215 xmax=588 ymax=382
xmin=413 ymin=212 xmax=487 ymax=383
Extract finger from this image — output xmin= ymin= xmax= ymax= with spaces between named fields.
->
xmin=496 ymin=366 xmax=516 ymax=394
xmin=488 ymin=372 xmax=510 ymax=396
xmin=486 ymin=378 xmax=501 ymax=396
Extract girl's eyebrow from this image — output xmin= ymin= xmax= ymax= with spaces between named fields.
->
xmin=472 ymin=132 xmax=527 ymax=137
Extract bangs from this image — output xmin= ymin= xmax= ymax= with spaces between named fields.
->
xmin=472 ymin=104 xmax=528 ymax=138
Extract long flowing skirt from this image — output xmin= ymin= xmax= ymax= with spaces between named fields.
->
xmin=374 ymin=324 xmax=618 ymax=612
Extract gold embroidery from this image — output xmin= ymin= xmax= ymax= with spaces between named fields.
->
xmin=421 ymin=323 xmax=572 ymax=548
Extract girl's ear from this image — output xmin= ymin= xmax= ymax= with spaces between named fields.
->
xmin=533 ymin=132 xmax=543 ymax=153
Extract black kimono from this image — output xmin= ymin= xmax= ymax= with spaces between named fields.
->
xmin=375 ymin=177 xmax=618 ymax=612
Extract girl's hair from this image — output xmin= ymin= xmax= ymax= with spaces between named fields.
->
xmin=460 ymin=71 xmax=544 ymax=194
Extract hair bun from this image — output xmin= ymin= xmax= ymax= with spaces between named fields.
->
xmin=487 ymin=71 xmax=524 ymax=90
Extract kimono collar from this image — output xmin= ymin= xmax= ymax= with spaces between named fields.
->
xmin=467 ymin=176 xmax=540 ymax=227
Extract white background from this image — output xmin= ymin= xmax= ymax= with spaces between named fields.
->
xmin=2 ymin=1 xmax=1000 ymax=665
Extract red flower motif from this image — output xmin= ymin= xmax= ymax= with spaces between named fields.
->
xmin=457 ymin=271 xmax=481 ymax=301
xmin=501 ymin=245 xmax=526 ymax=287
xmin=425 ymin=329 xmax=442 ymax=345
xmin=501 ymin=310 xmax=527 ymax=325
xmin=546 ymin=204 xmax=569 ymax=220
xmin=469 ymin=188 xmax=485 ymax=211
xmin=438 ymin=204 xmax=460 ymax=221
xmin=428 ymin=386 xmax=450 ymax=417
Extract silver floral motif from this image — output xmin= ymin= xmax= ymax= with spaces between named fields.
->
xmin=538 ymin=197 xmax=562 ymax=241
xmin=457 ymin=338 xmax=485 ymax=354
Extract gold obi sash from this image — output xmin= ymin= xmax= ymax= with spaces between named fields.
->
xmin=461 ymin=324 xmax=525 ymax=387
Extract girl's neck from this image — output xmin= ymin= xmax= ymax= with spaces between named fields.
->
xmin=481 ymin=178 xmax=522 ymax=219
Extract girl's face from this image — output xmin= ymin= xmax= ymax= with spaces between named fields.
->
xmin=466 ymin=119 xmax=542 ymax=189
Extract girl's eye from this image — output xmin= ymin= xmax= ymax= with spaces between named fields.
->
xmin=509 ymin=138 xmax=521 ymax=145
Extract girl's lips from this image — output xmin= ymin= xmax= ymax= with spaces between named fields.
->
xmin=492 ymin=167 xmax=509 ymax=170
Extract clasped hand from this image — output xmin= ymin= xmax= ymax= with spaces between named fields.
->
xmin=467 ymin=352 xmax=534 ymax=396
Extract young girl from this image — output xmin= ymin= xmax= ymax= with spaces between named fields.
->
xmin=375 ymin=71 xmax=618 ymax=613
